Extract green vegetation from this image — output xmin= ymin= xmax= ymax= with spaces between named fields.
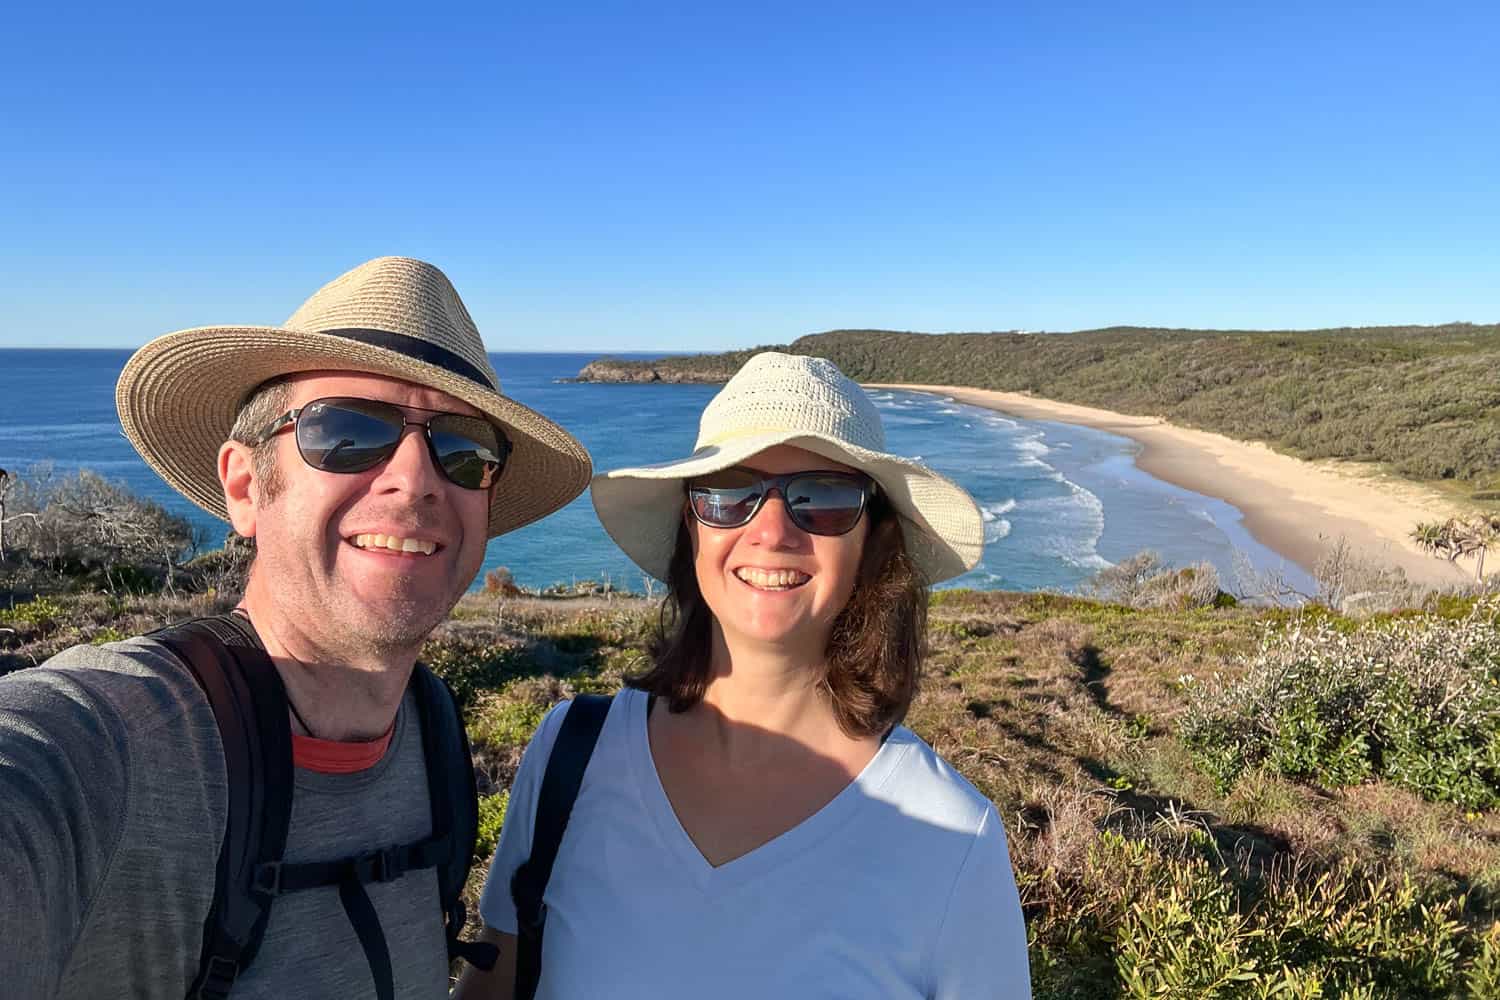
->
xmin=6 ymin=518 xmax=1500 ymax=994
xmin=584 ymin=323 xmax=1500 ymax=498
xmin=1180 ymin=602 xmax=1500 ymax=810
xmin=475 ymin=791 xmax=509 ymax=860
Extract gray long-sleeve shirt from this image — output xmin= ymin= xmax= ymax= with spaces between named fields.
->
xmin=0 ymin=638 xmax=449 ymax=999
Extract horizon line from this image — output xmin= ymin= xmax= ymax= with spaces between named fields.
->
xmin=5 ymin=317 xmax=1498 ymax=353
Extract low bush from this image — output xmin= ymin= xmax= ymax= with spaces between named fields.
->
xmin=1083 ymin=551 xmax=1224 ymax=611
xmin=2 ymin=596 xmax=67 ymax=631
xmin=1026 ymin=828 xmax=1488 ymax=999
xmin=421 ymin=633 xmax=525 ymax=711
xmin=469 ymin=696 xmax=548 ymax=751
xmin=1179 ymin=600 xmax=1500 ymax=808
xmin=474 ymin=791 xmax=509 ymax=862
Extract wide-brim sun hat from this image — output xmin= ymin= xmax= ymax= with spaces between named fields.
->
xmin=590 ymin=352 xmax=984 ymax=584
xmin=116 ymin=256 xmax=592 ymax=538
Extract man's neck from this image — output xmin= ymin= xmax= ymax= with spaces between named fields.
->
xmin=234 ymin=599 xmax=417 ymax=742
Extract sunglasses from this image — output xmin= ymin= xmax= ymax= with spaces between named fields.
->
xmin=686 ymin=468 xmax=876 ymax=536
xmin=253 ymin=396 xmax=510 ymax=490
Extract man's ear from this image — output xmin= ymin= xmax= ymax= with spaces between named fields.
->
xmin=219 ymin=441 xmax=259 ymax=538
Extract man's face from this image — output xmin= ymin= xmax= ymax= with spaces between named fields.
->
xmin=235 ymin=372 xmax=493 ymax=657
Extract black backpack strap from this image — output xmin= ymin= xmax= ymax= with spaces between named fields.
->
xmin=157 ymin=616 xmax=493 ymax=1000
xmin=151 ymin=614 xmax=293 ymax=1000
xmin=410 ymin=663 xmax=498 ymax=972
xmin=510 ymin=693 xmax=612 ymax=1000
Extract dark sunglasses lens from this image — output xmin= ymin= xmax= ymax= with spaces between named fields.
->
xmin=296 ymin=400 xmax=402 ymax=473
xmin=689 ymin=469 xmax=763 ymax=527
xmin=786 ymin=475 xmax=868 ymax=535
xmin=429 ymin=415 xmax=506 ymax=490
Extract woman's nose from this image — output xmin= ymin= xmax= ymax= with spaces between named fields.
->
xmin=746 ymin=488 xmax=802 ymax=544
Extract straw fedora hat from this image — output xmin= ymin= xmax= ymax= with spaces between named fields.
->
xmin=116 ymin=256 xmax=592 ymax=538
xmin=590 ymin=352 xmax=984 ymax=583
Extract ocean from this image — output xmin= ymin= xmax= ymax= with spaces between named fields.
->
xmin=0 ymin=349 xmax=1313 ymax=594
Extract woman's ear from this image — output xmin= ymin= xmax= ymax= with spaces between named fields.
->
xmin=219 ymin=440 xmax=259 ymax=538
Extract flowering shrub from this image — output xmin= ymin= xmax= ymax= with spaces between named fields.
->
xmin=1179 ymin=600 xmax=1500 ymax=808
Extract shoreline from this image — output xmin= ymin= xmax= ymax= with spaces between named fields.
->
xmin=870 ymin=383 xmax=1475 ymax=588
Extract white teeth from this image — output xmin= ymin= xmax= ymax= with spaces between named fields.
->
xmin=352 ymin=533 xmax=437 ymax=555
xmin=735 ymin=567 xmax=810 ymax=590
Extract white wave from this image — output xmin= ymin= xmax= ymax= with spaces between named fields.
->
xmin=1020 ymin=480 xmax=1110 ymax=571
xmin=985 ymin=518 xmax=1012 ymax=543
xmin=1011 ymin=435 xmax=1053 ymax=471
xmin=981 ymin=498 xmax=1018 ymax=520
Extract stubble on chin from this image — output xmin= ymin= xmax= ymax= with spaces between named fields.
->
xmin=337 ymin=573 xmax=464 ymax=657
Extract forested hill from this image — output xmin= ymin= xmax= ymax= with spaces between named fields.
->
xmin=577 ymin=324 xmax=1500 ymax=493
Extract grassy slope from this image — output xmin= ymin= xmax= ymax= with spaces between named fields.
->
xmin=589 ymin=324 xmax=1500 ymax=499
xmin=8 ymin=589 xmax=1496 ymax=994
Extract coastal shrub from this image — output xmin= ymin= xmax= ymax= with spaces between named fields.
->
xmin=2 ymin=596 xmax=66 ymax=631
xmin=0 ymin=467 xmax=193 ymax=594
xmin=1311 ymin=535 xmax=1421 ymax=614
xmin=181 ymin=536 xmax=253 ymax=596
xmin=1024 ymin=827 xmax=1485 ymax=999
xmin=468 ymin=695 xmax=547 ymax=751
xmin=1082 ymin=551 xmax=1223 ymax=611
xmin=482 ymin=566 xmax=523 ymax=597
xmin=474 ymin=791 xmax=509 ymax=862
xmin=421 ymin=633 xmax=525 ymax=711
xmin=1178 ymin=600 xmax=1500 ymax=808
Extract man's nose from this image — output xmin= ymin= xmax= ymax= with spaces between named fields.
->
xmin=371 ymin=426 xmax=444 ymax=496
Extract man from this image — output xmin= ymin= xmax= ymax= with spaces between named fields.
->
xmin=0 ymin=257 xmax=591 ymax=998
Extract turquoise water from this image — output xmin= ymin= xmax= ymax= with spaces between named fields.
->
xmin=0 ymin=350 xmax=1312 ymax=594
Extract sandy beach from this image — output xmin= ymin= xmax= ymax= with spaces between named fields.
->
xmin=871 ymin=384 xmax=1476 ymax=588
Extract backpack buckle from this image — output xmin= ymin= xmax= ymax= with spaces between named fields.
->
xmin=355 ymin=846 xmax=402 ymax=884
xmin=192 ymin=955 xmax=240 ymax=999
xmin=250 ymin=861 xmax=282 ymax=897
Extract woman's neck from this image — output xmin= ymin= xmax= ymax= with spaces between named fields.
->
xmin=675 ymin=637 xmax=861 ymax=770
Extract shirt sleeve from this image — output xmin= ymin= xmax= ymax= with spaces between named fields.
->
xmin=930 ymin=806 xmax=1032 ymax=999
xmin=476 ymin=699 xmax=575 ymax=934
xmin=0 ymin=663 xmax=133 ymax=997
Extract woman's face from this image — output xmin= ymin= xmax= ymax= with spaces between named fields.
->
xmin=686 ymin=444 xmax=870 ymax=663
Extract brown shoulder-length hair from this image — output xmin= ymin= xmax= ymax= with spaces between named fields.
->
xmin=628 ymin=490 xmax=929 ymax=739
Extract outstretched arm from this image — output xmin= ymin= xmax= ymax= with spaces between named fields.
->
xmin=0 ymin=666 xmax=131 ymax=995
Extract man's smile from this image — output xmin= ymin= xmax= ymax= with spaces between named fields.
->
xmin=347 ymin=532 xmax=442 ymax=556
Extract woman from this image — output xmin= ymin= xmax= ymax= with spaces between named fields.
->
xmin=456 ymin=353 xmax=1030 ymax=998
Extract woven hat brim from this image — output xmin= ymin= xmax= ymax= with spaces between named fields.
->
xmin=590 ymin=431 xmax=983 ymax=585
xmin=116 ymin=326 xmax=592 ymax=538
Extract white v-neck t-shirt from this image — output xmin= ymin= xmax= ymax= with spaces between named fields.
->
xmin=479 ymin=688 xmax=1030 ymax=998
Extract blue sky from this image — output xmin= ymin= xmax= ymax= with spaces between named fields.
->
xmin=2 ymin=2 xmax=1496 ymax=351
